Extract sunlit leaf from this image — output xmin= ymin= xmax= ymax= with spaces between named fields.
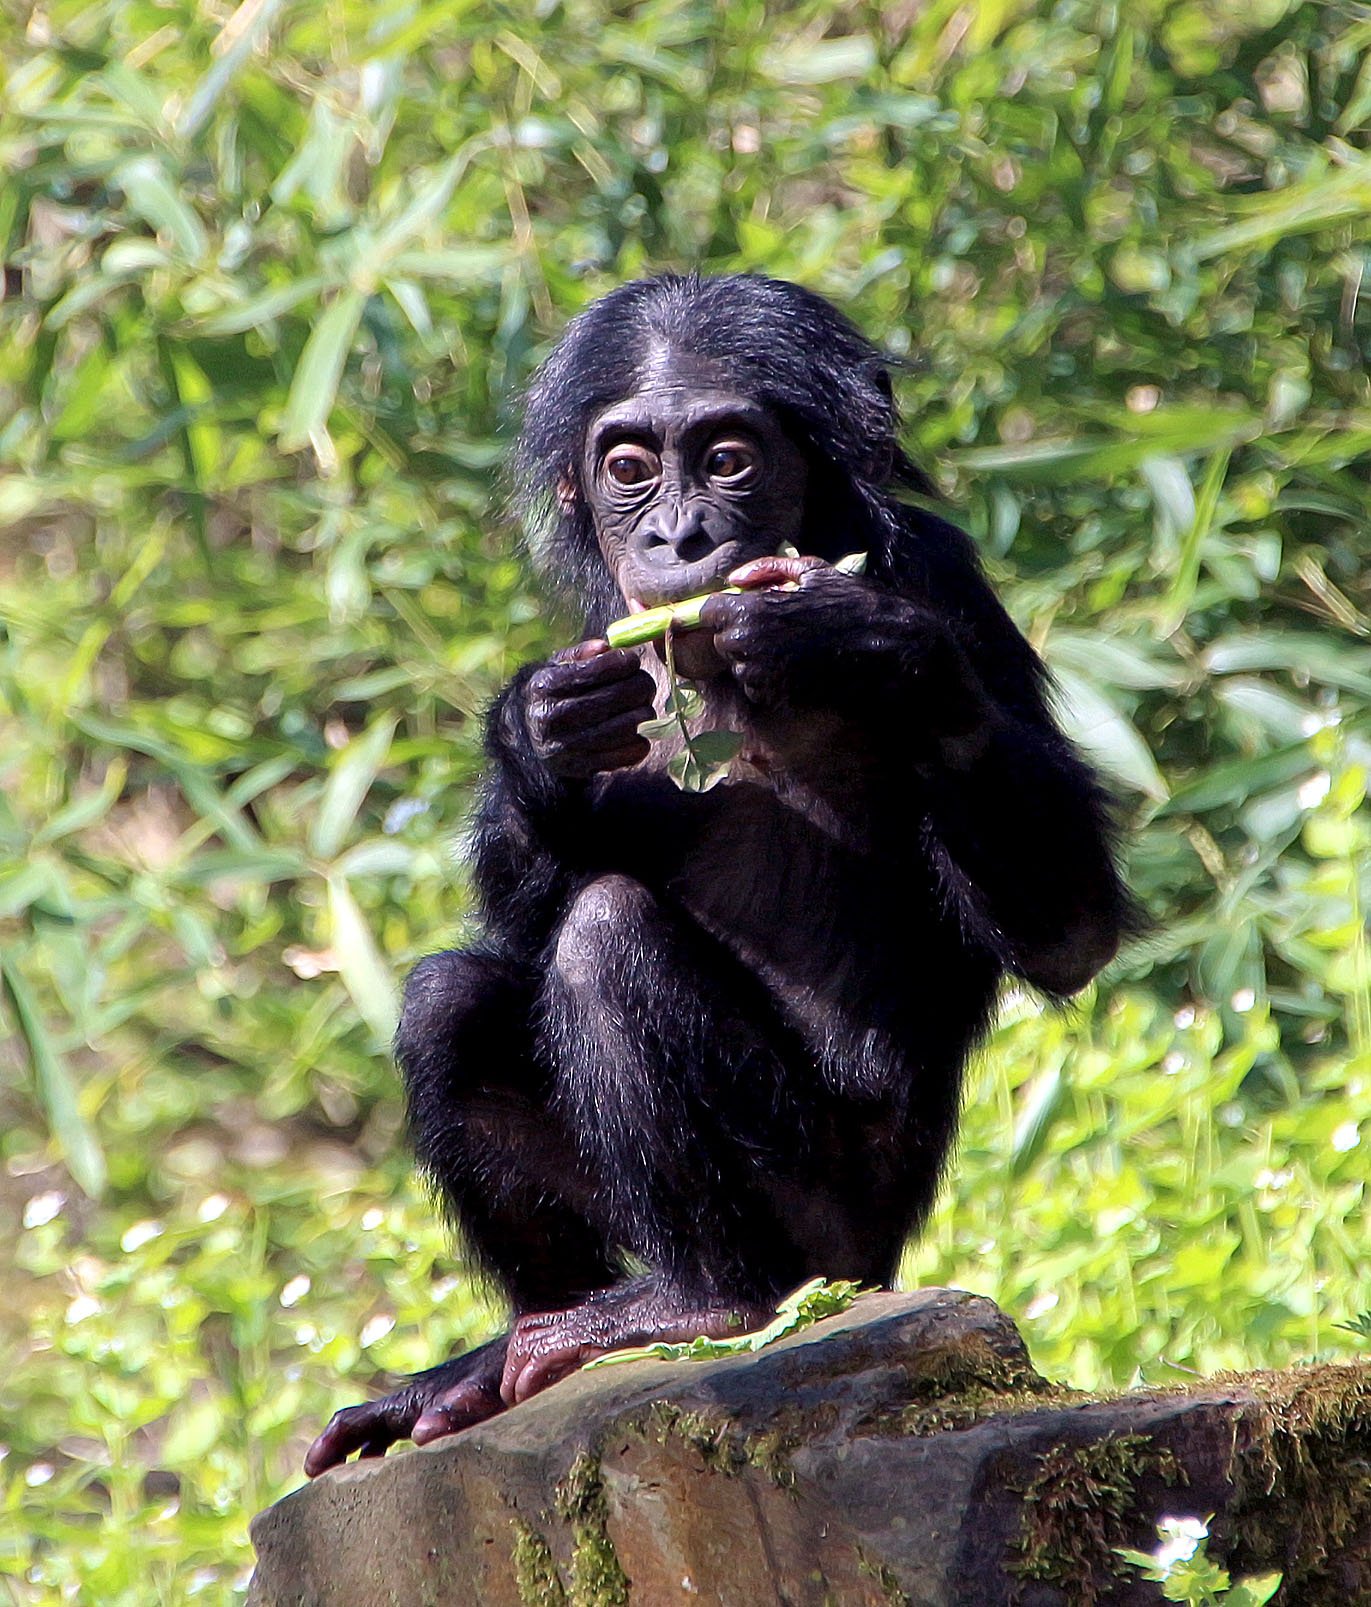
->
xmin=0 ymin=956 xmax=106 ymax=1197
xmin=310 ymin=717 xmax=398 ymax=862
xmin=1051 ymin=667 xmax=1169 ymax=801
xmin=279 ymin=288 xmax=369 ymax=452
xmin=114 ymin=156 xmax=208 ymax=263
xmin=326 ymin=874 xmax=399 ymax=1044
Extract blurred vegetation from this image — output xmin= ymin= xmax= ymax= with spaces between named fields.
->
xmin=0 ymin=0 xmax=1368 ymax=1599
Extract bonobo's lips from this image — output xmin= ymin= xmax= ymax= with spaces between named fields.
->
xmin=626 ymin=542 xmax=751 ymax=609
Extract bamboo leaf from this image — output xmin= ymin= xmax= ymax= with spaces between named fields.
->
xmin=0 ymin=956 xmax=106 ymax=1198
xmin=193 ymin=277 xmax=326 ymax=336
xmin=115 ymin=156 xmax=208 ymax=264
xmin=310 ymin=717 xmax=397 ymax=862
xmin=325 ymin=875 xmax=399 ymax=1044
xmin=279 ymin=288 xmax=368 ymax=452
xmin=1193 ymin=159 xmax=1371 ymax=260
xmin=1011 ymin=1065 xmax=1067 ymax=1179
xmin=1051 ymin=667 xmax=1169 ymax=801
xmin=177 ymin=0 xmax=291 ymax=140
xmin=1158 ymin=447 xmax=1231 ymax=633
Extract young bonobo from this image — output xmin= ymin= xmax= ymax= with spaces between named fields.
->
xmin=304 ymin=273 xmax=1129 ymax=1475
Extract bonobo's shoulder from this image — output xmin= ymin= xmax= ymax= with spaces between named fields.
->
xmin=880 ymin=506 xmax=997 ymax=611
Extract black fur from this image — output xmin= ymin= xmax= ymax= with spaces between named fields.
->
xmin=305 ymin=274 xmax=1131 ymax=1473
xmin=413 ymin=270 xmax=1129 ymax=1296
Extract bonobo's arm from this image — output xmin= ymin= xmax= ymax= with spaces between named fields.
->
xmin=699 ymin=549 xmax=1131 ymax=996
xmin=471 ymin=642 xmax=656 ymax=957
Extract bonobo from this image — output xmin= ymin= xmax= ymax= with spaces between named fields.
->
xmin=304 ymin=273 xmax=1129 ymax=1475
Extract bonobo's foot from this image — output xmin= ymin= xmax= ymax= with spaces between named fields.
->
xmin=501 ymin=1276 xmax=773 ymax=1405
xmin=304 ymin=1335 xmax=507 ymax=1477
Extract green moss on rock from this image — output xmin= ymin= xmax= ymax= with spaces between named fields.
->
xmin=510 ymin=1519 xmax=567 ymax=1607
xmin=1225 ymin=1361 xmax=1371 ymax=1603
xmin=554 ymin=1453 xmax=630 ymax=1607
xmin=1009 ymin=1431 xmax=1183 ymax=1603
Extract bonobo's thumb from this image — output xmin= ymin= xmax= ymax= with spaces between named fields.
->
xmin=551 ymin=638 xmax=612 ymax=664
xmin=727 ymin=555 xmax=827 ymax=590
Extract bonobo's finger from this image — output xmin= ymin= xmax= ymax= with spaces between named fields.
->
xmin=697 ymin=588 xmax=782 ymax=655
xmin=546 ymin=725 xmax=651 ymax=778
xmin=536 ymin=674 xmax=656 ymax=740
xmin=551 ymin=637 xmax=613 ymax=664
xmin=577 ymin=709 xmax=655 ymax=750
xmin=727 ymin=554 xmax=828 ymax=589
xmin=695 ymin=589 xmax=751 ymax=635
xmin=501 ymin=1318 xmax=599 ymax=1405
xmin=531 ymin=647 xmax=646 ymax=696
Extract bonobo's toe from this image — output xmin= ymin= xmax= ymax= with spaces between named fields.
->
xmin=303 ymin=1337 xmax=508 ymax=1475
xmin=498 ymin=1281 xmax=775 ymax=1408
xmin=304 ymin=1401 xmax=398 ymax=1476
xmin=501 ymin=1313 xmax=608 ymax=1405
xmin=410 ymin=1375 xmax=504 ymax=1444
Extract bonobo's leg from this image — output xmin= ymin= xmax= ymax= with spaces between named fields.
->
xmin=502 ymin=874 xmax=819 ymax=1403
xmin=400 ymin=949 xmax=613 ymax=1308
xmin=304 ymin=950 xmax=615 ymax=1476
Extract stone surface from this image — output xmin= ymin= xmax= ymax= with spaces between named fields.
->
xmin=249 ymin=1288 xmax=1371 ymax=1606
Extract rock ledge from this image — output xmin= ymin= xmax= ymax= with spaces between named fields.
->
xmin=249 ymin=1288 xmax=1371 ymax=1606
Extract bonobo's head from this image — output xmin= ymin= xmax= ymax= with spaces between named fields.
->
xmin=581 ymin=348 xmax=807 ymax=609
xmin=513 ymin=273 xmax=927 ymax=631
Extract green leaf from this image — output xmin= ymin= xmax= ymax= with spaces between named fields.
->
xmin=763 ymin=35 xmax=877 ymax=84
xmin=1193 ymin=158 xmax=1371 ymax=260
xmin=32 ymin=757 xmax=127 ymax=846
xmin=1225 ymin=1575 xmax=1284 ymax=1607
xmin=1051 ymin=667 xmax=1169 ymax=801
xmin=193 ymin=277 xmax=326 ymax=337
xmin=584 ymin=1278 xmax=869 ymax=1368
xmin=162 ymin=1394 xmax=225 ymax=1463
xmin=115 ymin=156 xmax=208 ymax=264
xmin=1045 ymin=633 xmax=1186 ymax=693
xmin=176 ymin=0 xmax=290 ymax=139
xmin=279 ymin=288 xmax=369 ymax=452
xmin=1197 ymin=922 xmax=1263 ymax=1008
xmin=1157 ymin=745 xmax=1313 ymax=817
xmin=0 ymin=956 xmax=105 ymax=1198
xmin=180 ymin=850 xmax=309 ymax=886
xmin=0 ymin=863 xmax=58 ymax=918
xmin=334 ymin=839 xmax=418 ymax=878
xmin=388 ymin=246 xmax=511 ymax=282
xmin=325 ymin=875 xmax=399 ymax=1045
xmin=1204 ymin=634 xmax=1371 ymax=699
xmin=683 ymin=730 xmax=743 ymax=766
xmin=1158 ymin=446 xmax=1230 ymax=634
xmin=310 ymin=717 xmax=397 ymax=862
xmin=1011 ymin=1066 xmax=1066 ymax=1178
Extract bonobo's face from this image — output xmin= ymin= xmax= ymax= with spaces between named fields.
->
xmin=583 ymin=350 xmax=808 ymax=609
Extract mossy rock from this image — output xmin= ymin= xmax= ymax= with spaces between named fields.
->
xmin=249 ymin=1290 xmax=1369 ymax=1606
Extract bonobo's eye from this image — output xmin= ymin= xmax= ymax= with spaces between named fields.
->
xmin=603 ymin=443 xmax=660 ymax=489
xmin=705 ymin=439 xmax=759 ymax=484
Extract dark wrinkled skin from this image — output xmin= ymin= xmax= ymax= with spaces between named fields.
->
xmin=305 ymin=278 xmax=1130 ymax=1476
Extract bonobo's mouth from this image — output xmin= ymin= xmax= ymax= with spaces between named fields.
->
xmin=625 ymin=550 xmax=741 ymax=610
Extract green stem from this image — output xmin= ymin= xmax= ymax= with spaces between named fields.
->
xmin=662 ymin=627 xmax=694 ymax=753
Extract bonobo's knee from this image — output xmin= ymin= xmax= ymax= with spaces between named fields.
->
xmin=395 ymin=950 xmax=526 ymax=1095
xmin=553 ymin=875 xmax=658 ymax=991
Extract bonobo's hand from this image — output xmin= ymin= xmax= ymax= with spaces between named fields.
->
xmin=524 ymin=640 xmax=656 ymax=779
xmin=699 ymin=556 xmax=990 ymax=742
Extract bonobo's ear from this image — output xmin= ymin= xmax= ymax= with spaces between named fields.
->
xmin=556 ymin=471 xmax=579 ymax=513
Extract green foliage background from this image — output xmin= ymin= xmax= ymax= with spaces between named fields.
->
xmin=1 ymin=0 xmax=1368 ymax=1599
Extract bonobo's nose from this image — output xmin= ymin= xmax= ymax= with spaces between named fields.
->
xmin=635 ymin=503 xmax=716 ymax=566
